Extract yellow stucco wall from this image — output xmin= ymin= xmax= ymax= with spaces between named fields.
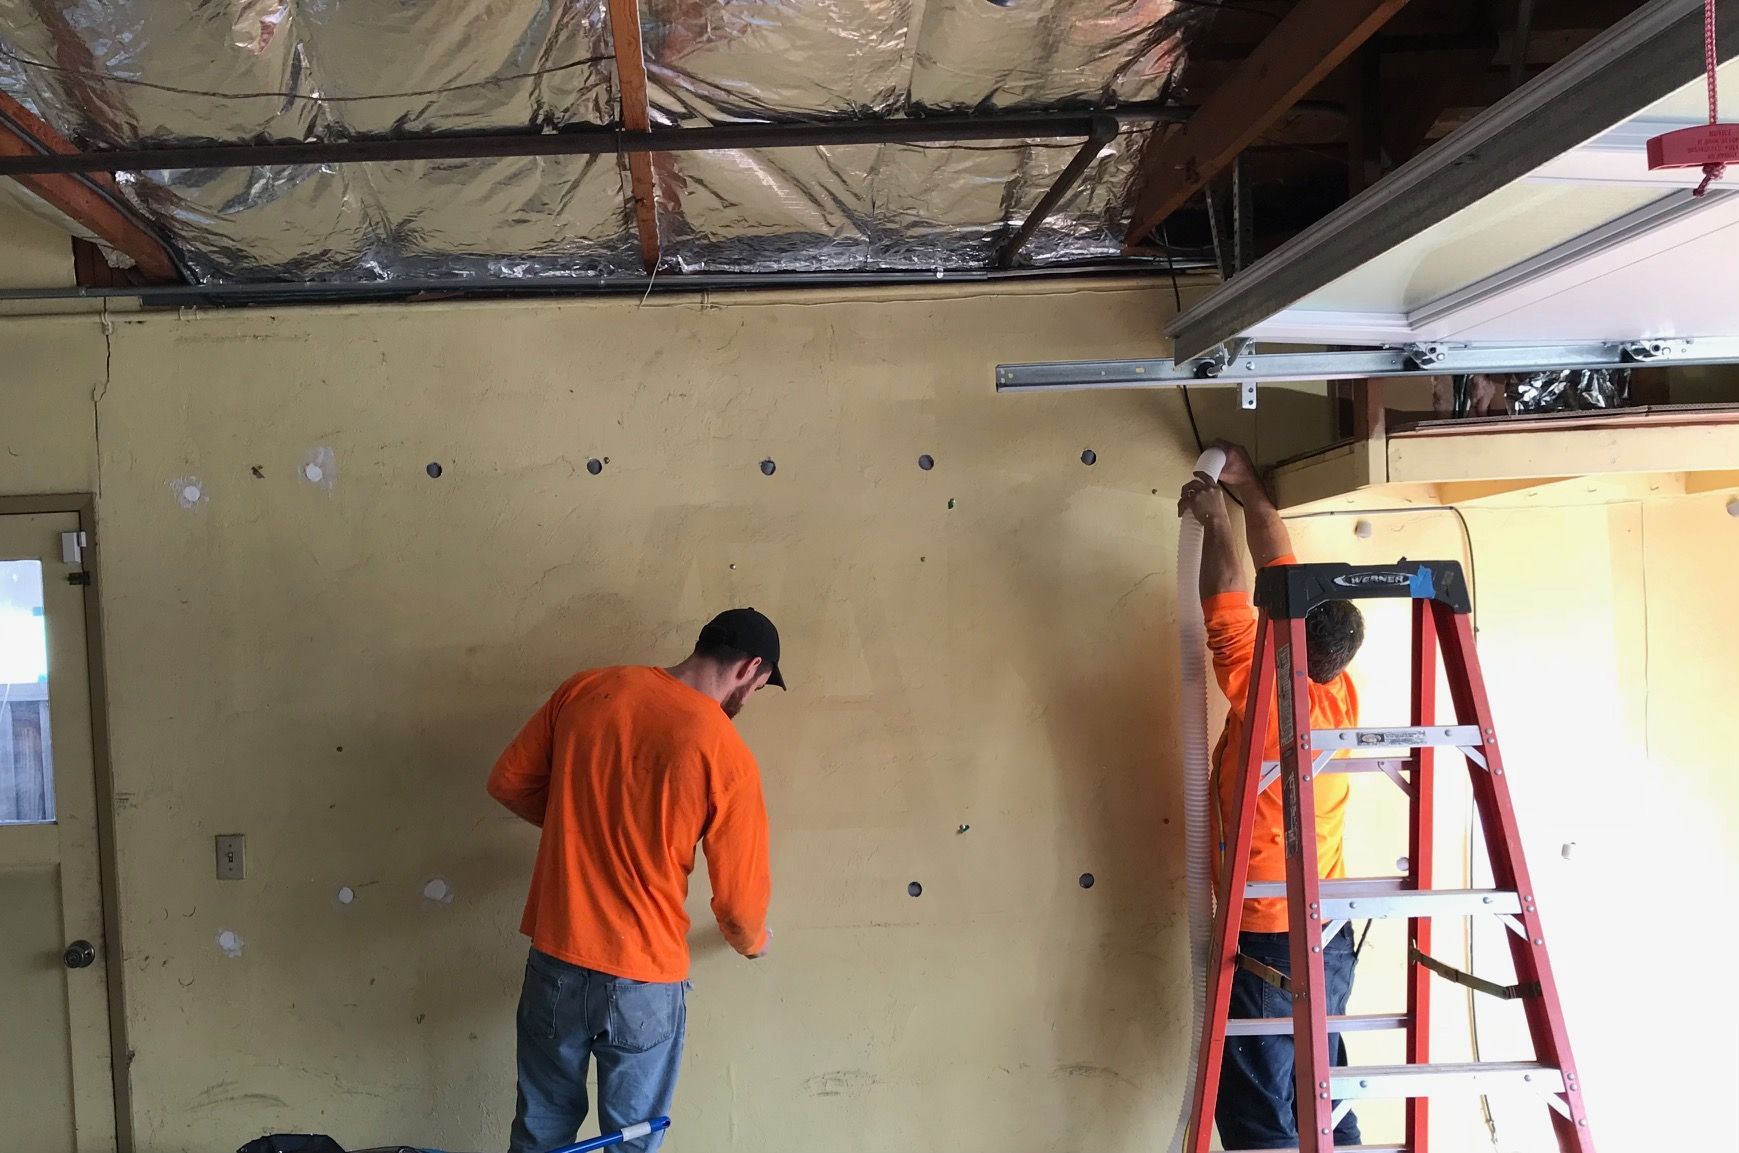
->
xmin=1 ymin=285 xmax=1733 ymax=1153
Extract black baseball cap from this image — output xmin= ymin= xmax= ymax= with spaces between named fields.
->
xmin=698 ymin=608 xmax=786 ymax=690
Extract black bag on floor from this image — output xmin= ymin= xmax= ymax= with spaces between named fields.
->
xmin=237 ymin=1137 xmax=347 ymax=1153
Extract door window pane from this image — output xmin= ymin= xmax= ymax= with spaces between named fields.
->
xmin=0 ymin=560 xmax=53 ymax=823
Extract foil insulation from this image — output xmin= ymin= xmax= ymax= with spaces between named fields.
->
xmin=1507 ymin=370 xmax=1631 ymax=413
xmin=0 ymin=0 xmax=1199 ymax=282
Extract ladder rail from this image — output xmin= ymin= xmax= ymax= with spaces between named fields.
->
xmin=1405 ymin=598 xmax=1437 ymax=1153
xmin=1185 ymin=615 xmax=1278 ymax=1153
xmin=1437 ymin=605 xmax=1594 ymax=1145
xmin=1277 ymin=615 xmax=1338 ymax=1151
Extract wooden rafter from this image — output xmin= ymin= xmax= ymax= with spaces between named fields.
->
xmin=605 ymin=0 xmax=660 ymax=272
xmin=1123 ymin=0 xmax=1411 ymax=246
xmin=0 ymin=92 xmax=179 ymax=282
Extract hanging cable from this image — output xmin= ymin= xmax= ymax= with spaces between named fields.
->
xmin=1695 ymin=0 xmax=1726 ymax=196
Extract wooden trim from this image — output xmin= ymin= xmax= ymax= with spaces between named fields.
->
xmin=0 ymin=93 xmax=179 ymax=283
xmin=605 ymin=0 xmax=660 ymax=271
xmin=1123 ymin=0 xmax=1410 ymax=244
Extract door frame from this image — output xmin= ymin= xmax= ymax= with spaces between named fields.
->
xmin=1 ymin=492 xmax=133 ymax=1152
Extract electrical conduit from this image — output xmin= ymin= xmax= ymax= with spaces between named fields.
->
xmin=1168 ymin=446 xmax=1226 ymax=1153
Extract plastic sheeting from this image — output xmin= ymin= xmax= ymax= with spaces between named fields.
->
xmin=0 ymin=0 xmax=1202 ymax=282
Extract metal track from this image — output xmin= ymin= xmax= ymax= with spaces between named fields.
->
xmin=996 ymin=338 xmax=1739 ymax=392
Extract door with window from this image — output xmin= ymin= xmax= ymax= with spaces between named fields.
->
xmin=1 ymin=510 xmax=118 ymax=1153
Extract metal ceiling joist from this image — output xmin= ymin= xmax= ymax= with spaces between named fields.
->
xmin=1121 ymin=0 xmax=1410 ymax=247
xmin=605 ymin=0 xmax=660 ymax=272
xmin=0 ymin=92 xmax=179 ymax=282
xmin=0 ymin=106 xmax=1185 ymax=178
xmin=1166 ymin=0 xmax=1739 ymax=361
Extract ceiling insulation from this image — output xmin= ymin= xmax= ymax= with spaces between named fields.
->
xmin=0 ymin=0 xmax=1204 ymax=283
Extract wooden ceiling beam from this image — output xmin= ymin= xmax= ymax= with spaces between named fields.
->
xmin=0 ymin=92 xmax=179 ymax=282
xmin=1123 ymin=0 xmax=1412 ymax=246
xmin=605 ymin=0 xmax=660 ymax=272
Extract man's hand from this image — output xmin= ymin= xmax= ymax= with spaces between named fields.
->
xmin=1212 ymin=440 xmax=1262 ymax=500
xmin=1178 ymin=474 xmax=1229 ymax=526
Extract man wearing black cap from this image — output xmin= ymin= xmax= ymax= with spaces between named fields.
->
xmin=488 ymin=609 xmax=784 ymax=1153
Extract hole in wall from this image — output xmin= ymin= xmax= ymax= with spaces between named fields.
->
xmin=918 ymin=454 xmax=935 ymax=471
xmin=760 ymin=459 xmax=777 ymax=476
xmin=586 ymin=458 xmax=604 ymax=476
xmin=426 ymin=462 xmax=443 ymax=479
xmin=251 ymin=466 xmax=265 ymax=479
xmin=947 ymin=498 xmax=956 ymax=510
xmin=1078 ymin=872 xmax=1095 ymax=889
xmin=907 ymin=881 xmax=923 ymax=897
xmin=1080 ymin=449 xmax=1097 ymax=466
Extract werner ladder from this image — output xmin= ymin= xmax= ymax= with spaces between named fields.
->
xmin=1185 ymin=561 xmax=1595 ymax=1153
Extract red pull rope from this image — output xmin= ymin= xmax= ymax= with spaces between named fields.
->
xmin=1696 ymin=0 xmax=1725 ymax=195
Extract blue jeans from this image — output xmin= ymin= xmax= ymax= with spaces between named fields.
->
xmin=1217 ymin=925 xmax=1361 ymax=1150
xmin=510 ymin=948 xmax=686 ymax=1153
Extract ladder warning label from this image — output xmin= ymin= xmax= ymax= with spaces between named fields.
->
xmin=1360 ymin=729 xmax=1426 ymax=746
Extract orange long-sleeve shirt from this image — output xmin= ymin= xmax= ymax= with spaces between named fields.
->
xmin=487 ymin=665 xmax=771 ymax=982
xmin=1206 ymin=558 xmax=1358 ymax=934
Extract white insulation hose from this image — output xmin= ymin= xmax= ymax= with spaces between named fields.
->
xmin=1167 ymin=446 xmax=1226 ymax=1153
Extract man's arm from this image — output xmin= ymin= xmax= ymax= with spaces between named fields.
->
xmin=1179 ymin=474 xmax=1245 ymax=601
xmin=1215 ymin=441 xmax=1293 ymax=568
xmin=487 ymin=690 xmax=560 ymax=827
xmin=702 ymin=754 xmax=772 ymax=959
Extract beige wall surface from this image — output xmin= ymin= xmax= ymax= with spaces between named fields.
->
xmin=0 ymin=284 xmax=1732 ymax=1153
xmin=0 ymin=188 xmax=76 ymax=291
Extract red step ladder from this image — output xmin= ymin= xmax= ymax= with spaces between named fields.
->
xmin=1185 ymin=561 xmax=1595 ymax=1153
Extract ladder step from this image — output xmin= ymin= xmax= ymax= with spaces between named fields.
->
xmin=1224 ymin=1147 xmax=1405 ymax=1153
xmin=1226 ymin=1013 xmax=1408 ymax=1036
xmin=1331 ymin=1061 xmax=1564 ymax=1100
xmin=1243 ymin=877 xmax=1522 ymax=920
xmin=1310 ymin=725 xmax=1483 ymax=750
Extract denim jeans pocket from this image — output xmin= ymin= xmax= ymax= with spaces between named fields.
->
xmin=607 ymin=979 xmax=681 ymax=1054
xmin=518 ymin=957 xmax=564 ymax=1041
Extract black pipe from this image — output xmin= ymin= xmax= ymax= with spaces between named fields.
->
xmin=994 ymin=115 xmax=1121 ymax=270
xmin=0 ymin=259 xmax=1217 ymax=304
xmin=0 ymin=105 xmax=1190 ymax=177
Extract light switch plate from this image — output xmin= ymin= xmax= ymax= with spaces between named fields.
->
xmin=215 ymin=834 xmax=245 ymax=880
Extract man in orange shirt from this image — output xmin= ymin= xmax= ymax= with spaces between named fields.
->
xmin=487 ymin=609 xmax=781 ymax=1153
xmin=1179 ymin=444 xmax=1366 ymax=1150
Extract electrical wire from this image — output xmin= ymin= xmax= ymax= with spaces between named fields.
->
xmin=1159 ymin=224 xmax=1209 ymax=458
xmin=1167 ymin=0 xmax=1289 ymax=21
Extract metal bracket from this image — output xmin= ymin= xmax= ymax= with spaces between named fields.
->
xmin=1619 ymin=338 xmax=1688 ymax=362
xmin=1404 ymin=341 xmax=1449 ymax=370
